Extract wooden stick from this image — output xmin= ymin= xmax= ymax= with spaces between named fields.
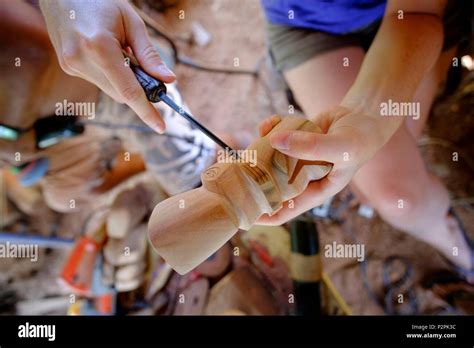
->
xmin=148 ymin=117 xmax=332 ymax=274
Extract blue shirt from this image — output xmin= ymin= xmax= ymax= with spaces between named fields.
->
xmin=261 ymin=0 xmax=387 ymax=35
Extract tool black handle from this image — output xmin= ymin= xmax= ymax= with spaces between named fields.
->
xmin=290 ymin=219 xmax=322 ymax=316
xmin=130 ymin=63 xmax=167 ymax=103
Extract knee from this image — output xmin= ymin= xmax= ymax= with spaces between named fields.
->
xmin=369 ymin=185 xmax=420 ymax=221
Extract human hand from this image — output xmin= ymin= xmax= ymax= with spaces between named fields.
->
xmin=257 ymin=107 xmax=389 ymax=225
xmin=39 ymin=0 xmax=176 ymax=133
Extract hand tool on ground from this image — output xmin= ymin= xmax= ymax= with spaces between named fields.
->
xmin=0 ymin=232 xmax=74 ymax=249
xmin=289 ymin=218 xmax=322 ymax=316
xmin=0 ymin=116 xmax=84 ymax=149
xmin=60 ymin=225 xmax=107 ymax=296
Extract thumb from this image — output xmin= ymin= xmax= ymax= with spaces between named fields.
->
xmin=269 ymin=130 xmax=352 ymax=164
xmin=124 ymin=12 xmax=176 ymax=83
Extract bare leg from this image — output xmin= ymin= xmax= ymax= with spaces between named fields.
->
xmin=285 ymin=47 xmax=365 ymax=118
xmin=284 ymin=46 xmax=470 ymax=269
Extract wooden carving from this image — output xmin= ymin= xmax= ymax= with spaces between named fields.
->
xmin=148 ymin=116 xmax=332 ymax=274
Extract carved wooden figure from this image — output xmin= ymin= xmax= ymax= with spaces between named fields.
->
xmin=148 ymin=116 xmax=332 ymax=274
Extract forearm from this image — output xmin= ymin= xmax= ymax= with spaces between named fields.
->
xmin=341 ymin=13 xmax=443 ymax=142
xmin=0 ymin=0 xmax=51 ymax=46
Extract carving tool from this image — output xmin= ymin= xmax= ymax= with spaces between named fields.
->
xmin=289 ymin=219 xmax=322 ymax=315
xmin=130 ymin=62 xmax=236 ymax=154
xmin=60 ymin=225 xmax=107 ymax=296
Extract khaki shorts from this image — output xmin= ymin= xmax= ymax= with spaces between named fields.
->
xmin=265 ymin=0 xmax=470 ymax=72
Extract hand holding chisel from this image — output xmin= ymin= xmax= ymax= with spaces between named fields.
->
xmin=129 ymin=58 xmax=236 ymax=153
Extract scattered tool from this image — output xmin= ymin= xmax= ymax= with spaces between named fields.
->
xmin=0 ymin=115 xmax=84 ymax=149
xmin=0 ymin=232 xmax=74 ymax=249
xmin=60 ymin=225 xmax=107 ymax=296
xmin=289 ymin=219 xmax=322 ymax=316
xmin=67 ymin=257 xmax=117 ymax=316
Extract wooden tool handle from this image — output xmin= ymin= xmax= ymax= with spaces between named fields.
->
xmin=148 ymin=116 xmax=332 ymax=274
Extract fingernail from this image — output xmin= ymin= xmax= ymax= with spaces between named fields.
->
xmin=259 ymin=119 xmax=270 ymax=135
xmin=157 ymin=64 xmax=176 ymax=78
xmin=270 ymin=115 xmax=281 ymax=125
xmin=154 ymin=121 xmax=165 ymax=134
xmin=270 ymin=132 xmax=290 ymax=150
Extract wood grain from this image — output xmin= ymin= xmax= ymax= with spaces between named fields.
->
xmin=148 ymin=116 xmax=332 ymax=274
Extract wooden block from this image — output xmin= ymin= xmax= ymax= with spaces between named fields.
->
xmin=221 ymin=309 xmax=246 ymax=316
xmin=84 ymin=208 xmax=109 ymax=239
xmin=149 ymin=116 xmax=332 ymax=274
xmin=104 ymin=224 xmax=147 ymax=266
xmin=115 ymin=261 xmax=146 ymax=282
xmin=205 ymin=267 xmax=279 ymax=315
xmin=94 ymin=152 xmax=146 ymax=193
xmin=145 ymin=263 xmax=173 ymax=301
xmin=0 ymin=171 xmax=20 ymax=227
xmin=140 ymin=179 xmax=169 ymax=209
xmin=173 ymin=278 xmax=209 ymax=316
xmin=3 ymin=170 xmax=42 ymax=216
xmin=115 ymin=274 xmax=144 ymax=293
xmin=107 ymin=185 xmax=150 ymax=239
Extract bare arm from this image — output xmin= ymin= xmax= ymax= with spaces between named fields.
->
xmin=39 ymin=0 xmax=176 ymax=133
xmin=260 ymin=0 xmax=447 ymax=225
xmin=341 ymin=0 xmax=445 ymax=143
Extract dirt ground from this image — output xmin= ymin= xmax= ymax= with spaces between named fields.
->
xmin=0 ymin=0 xmax=472 ymax=315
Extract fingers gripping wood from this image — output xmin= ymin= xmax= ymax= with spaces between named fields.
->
xmin=148 ymin=117 xmax=332 ymax=274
